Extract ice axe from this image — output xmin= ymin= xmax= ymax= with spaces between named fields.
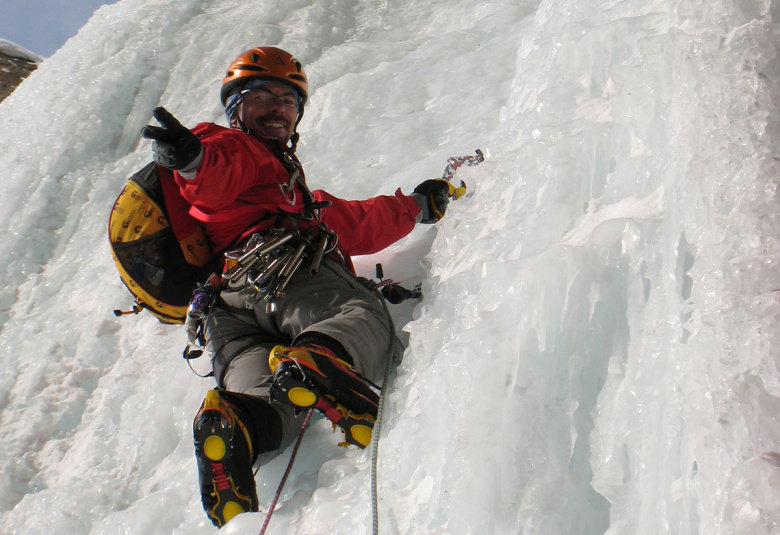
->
xmin=441 ymin=149 xmax=484 ymax=200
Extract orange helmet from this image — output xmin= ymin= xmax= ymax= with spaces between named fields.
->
xmin=221 ymin=47 xmax=308 ymax=106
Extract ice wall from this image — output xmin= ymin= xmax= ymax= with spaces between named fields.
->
xmin=0 ymin=0 xmax=778 ymax=533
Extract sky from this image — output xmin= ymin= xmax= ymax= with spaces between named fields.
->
xmin=0 ymin=0 xmax=778 ymax=534
xmin=0 ymin=0 xmax=117 ymax=58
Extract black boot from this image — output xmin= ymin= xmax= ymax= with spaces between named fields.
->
xmin=193 ymin=389 xmax=258 ymax=527
xmin=268 ymin=344 xmax=379 ymax=448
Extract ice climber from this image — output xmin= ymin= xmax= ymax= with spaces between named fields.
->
xmin=141 ymin=46 xmax=456 ymax=527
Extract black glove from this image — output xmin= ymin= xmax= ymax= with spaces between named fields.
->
xmin=411 ymin=179 xmax=451 ymax=223
xmin=141 ymin=107 xmax=202 ymax=172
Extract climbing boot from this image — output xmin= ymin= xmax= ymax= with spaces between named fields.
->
xmin=269 ymin=345 xmax=379 ymax=448
xmin=193 ymin=389 xmax=257 ymax=527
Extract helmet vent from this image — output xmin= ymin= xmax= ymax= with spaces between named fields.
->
xmin=250 ymin=53 xmax=259 ymax=63
xmin=240 ymin=65 xmax=270 ymax=73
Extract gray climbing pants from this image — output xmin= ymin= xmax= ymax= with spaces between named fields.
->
xmin=202 ymin=257 xmax=399 ymax=458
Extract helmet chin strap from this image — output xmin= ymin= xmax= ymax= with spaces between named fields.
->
xmin=289 ymin=106 xmax=305 ymax=149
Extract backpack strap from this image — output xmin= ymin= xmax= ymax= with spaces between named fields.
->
xmin=158 ymin=166 xmax=213 ymax=267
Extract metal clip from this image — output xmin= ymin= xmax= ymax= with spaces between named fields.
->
xmin=277 ymin=240 xmax=309 ymax=283
xmin=278 ymin=169 xmax=302 ymax=206
xmin=309 ymin=233 xmax=330 ymax=275
xmin=249 ymin=252 xmax=288 ymax=291
xmin=278 ymin=183 xmax=296 ymax=205
xmin=224 ymin=230 xmax=298 ymax=282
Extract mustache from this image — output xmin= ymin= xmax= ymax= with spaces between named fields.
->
xmin=254 ymin=114 xmax=290 ymax=126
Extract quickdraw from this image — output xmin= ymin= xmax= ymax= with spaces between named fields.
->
xmin=222 ymin=226 xmax=340 ymax=313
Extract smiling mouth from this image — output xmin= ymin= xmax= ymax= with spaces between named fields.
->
xmin=258 ymin=118 xmax=288 ymax=130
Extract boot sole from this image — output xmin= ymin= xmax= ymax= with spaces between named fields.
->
xmin=271 ymin=367 xmax=376 ymax=448
xmin=270 ymin=349 xmax=380 ymax=415
xmin=194 ymin=409 xmax=255 ymax=526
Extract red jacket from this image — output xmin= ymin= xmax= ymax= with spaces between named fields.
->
xmin=174 ymin=123 xmax=420 ymax=270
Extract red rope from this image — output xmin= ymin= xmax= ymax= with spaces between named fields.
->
xmin=258 ymin=409 xmax=313 ymax=535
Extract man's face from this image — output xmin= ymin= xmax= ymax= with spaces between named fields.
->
xmin=236 ymin=82 xmax=299 ymax=142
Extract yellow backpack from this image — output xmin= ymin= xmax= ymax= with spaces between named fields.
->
xmin=108 ymin=162 xmax=213 ymax=324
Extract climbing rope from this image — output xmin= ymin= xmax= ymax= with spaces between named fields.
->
xmin=258 ymin=287 xmax=400 ymax=535
xmin=369 ymin=295 xmax=402 ymax=535
xmin=258 ymin=409 xmax=313 ymax=535
xmin=370 ymin=335 xmax=397 ymax=534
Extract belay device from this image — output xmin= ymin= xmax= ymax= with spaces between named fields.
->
xmin=108 ymin=162 xmax=214 ymax=324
